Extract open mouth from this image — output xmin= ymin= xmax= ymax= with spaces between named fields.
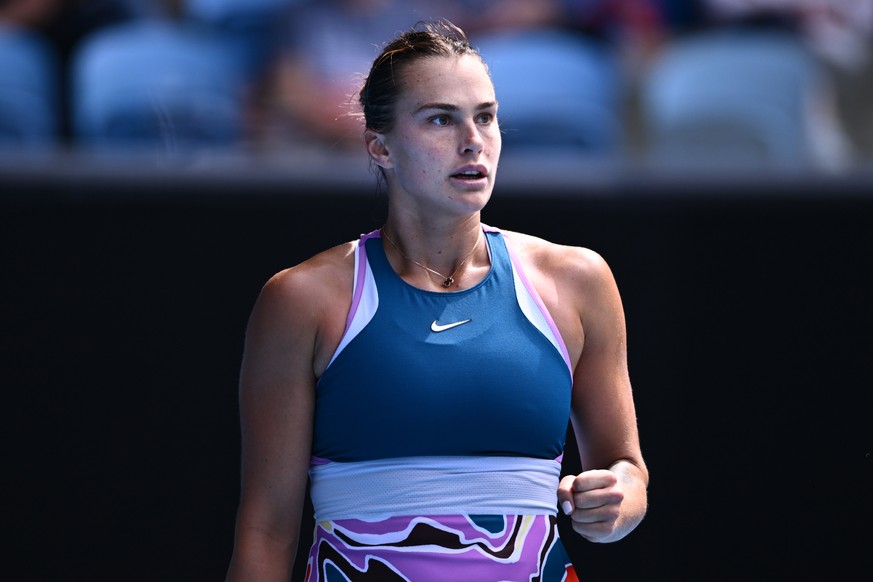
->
xmin=452 ymin=170 xmax=485 ymax=180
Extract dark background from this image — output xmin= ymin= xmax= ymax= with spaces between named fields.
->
xmin=3 ymin=155 xmax=871 ymax=581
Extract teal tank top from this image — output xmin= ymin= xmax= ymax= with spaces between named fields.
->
xmin=313 ymin=226 xmax=573 ymax=462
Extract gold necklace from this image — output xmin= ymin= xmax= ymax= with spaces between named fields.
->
xmin=381 ymin=227 xmax=481 ymax=288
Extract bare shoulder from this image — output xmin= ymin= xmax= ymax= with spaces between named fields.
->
xmin=248 ymin=240 xmax=357 ymax=338
xmin=261 ymin=241 xmax=357 ymax=306
xmin=500 ymin=229 xmax=614 ymax=288
xmin=499 ymin=229 xmax=625 ymax=366
xmin=244 ymin=240 xmax=358 ymax=377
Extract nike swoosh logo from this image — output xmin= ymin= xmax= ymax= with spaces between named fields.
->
xmin=430 ymin=319 xmax=472 ymax=332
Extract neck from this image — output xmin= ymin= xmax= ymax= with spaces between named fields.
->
xmin=380 ymin=222 xmax=485 ymax=290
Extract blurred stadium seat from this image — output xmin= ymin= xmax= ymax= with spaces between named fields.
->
xmin=0 ymin=28 xmax=59 ymax=149
xmin=182 ymin=0 xmax=298 ymax=75
xmin=641 ymin=29 xmax=842 ymax=170
xmin=475 ymin=30 xmax=622 ymax=155
xmin=70 ymin=20 xmax=247 ymax=153
xmin=183 ymin=0 xmax=294 ymax=21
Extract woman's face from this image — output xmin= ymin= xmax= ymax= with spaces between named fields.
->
xmin=376 ymin=54 xmax=502 ymax=218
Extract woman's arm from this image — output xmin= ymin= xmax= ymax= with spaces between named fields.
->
xmin=555 ymin=247 xmax=649 ymax=543
xmin=225 ymin=268 xmax=320 ymax=581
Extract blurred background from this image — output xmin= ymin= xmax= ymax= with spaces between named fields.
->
xmin=2 ymin=1 xmax=872 ymax=581
xmin=1 ymin=0 xmax=872 ymax=167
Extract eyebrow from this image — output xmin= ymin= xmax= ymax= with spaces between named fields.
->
xmin=414 ymin=101 xmax=497 ymax=114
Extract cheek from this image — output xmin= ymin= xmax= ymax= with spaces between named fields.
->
xmin=392 ymin=147 xmax=439 ymax=185
xmin=486 ymin=126 xmax=502 ymax=151
xmin=408 ymin=144 xmax=446 ymax=178
xmin=389 ymin=130 xmax=453 ymax=181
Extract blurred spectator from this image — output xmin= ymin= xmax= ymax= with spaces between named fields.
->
xmin=796 ymin=1 xmax=873 ymax=162
xmin=177 ymin=0 xmax=302 ymax=78
xmin=0 ymin=0 xmax=60 ymax=28
xmin=702 ymin=0 xmax=873 ymax=72
xmin=258 ymin=0 xmax=439 ymax=152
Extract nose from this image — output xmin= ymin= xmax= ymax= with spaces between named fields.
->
xmin=460 ymin=120 xmax=484 ymax=155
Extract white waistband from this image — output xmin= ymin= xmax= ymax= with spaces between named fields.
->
xmin=309 ymin=456 xmax=561 ymax=522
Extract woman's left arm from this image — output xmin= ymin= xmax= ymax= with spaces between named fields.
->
xmin=554 ymin=247 xmax=649 ymax=543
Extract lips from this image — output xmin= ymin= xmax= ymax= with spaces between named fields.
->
xmin=451 ymin=165 xmax=488 ymax=180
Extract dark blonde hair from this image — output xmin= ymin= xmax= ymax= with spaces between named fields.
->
xmin=359 ymin=20 xmax=486 ymax=134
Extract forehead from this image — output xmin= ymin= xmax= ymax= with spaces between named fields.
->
xmin=399 ymin=54 xmax=496 ymax=110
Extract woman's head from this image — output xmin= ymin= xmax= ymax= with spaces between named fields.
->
xmin=360 ymin=20 xmax=500 ymax=214
xmin=359 ymin=20 xmax=488 ymax=135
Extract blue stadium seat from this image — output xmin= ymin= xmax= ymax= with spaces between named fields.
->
xmin=641 ymin=29 xmax=840 ymax=170
xmin=70 ymin=20 xmax=247 ymax=153
xmin=0 ymin=28 xmax=58 ymax=149
xmin=475 ymin=30 xmax=622 ymax=155
xmin=182 ymin=0 xmax=300 ymax=76
xmin=183 ymin=0 xmax=295 ymax=21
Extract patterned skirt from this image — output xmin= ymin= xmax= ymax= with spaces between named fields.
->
xmin=303 ymin=513 xmax=578 ymax=582
xmin=306 ymin=456 xmax=577 ymax=581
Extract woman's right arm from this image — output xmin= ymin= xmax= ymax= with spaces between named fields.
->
xmin=225 ymin=268 xmax=320 ymax=581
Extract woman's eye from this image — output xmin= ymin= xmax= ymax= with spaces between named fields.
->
xmin=477 ymin=113 xmax=494 ymax=124
xmin=431 ymin=115 xmax=450 ymax=127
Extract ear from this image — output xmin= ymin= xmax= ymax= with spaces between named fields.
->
xmin=364 ymin=129 xmax=392 ymax=169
